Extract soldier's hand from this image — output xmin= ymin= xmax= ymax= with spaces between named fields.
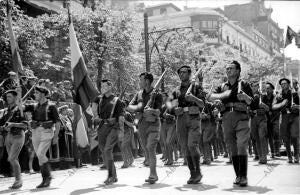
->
xmin=237 ymin=92 xmax=248 ymax=101
xmin=93 ymin=117 xmax=102 ymax=125
xmin=259 ymin=102 xmax=269 ymax=110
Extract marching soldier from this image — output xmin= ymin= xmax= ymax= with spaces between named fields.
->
xmin=0 ymin=90 xmax=27 ymax=189
xmin=161 ymin=94 xmax=176 ymax=165
xmin=290 ymin=81 xmax=299 ymax=163
xmin=263 ymin=82 xmax=278 ymax=158
xmin=251 ymin=81 xmax=269 ymax=164
xmin=24 ymin=86 xmax=61 ymax=188
xmin=171 ymin=65 xmax=205 ymax=184
xmin=272 ymin=78 xmax=293 ymax=163
xmin=127 ymin=72 xmax=163 ymax=184
xmin=92 ymin=79 xmax=125 ymax=185
xmin=207 ymin=60 xmax=253 ymax=187
xmin=200 ymin=101 xmax=217 ymax=165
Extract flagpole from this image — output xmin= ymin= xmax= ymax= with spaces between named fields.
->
xmin=6 ymin=0 xmax=23 ymax=117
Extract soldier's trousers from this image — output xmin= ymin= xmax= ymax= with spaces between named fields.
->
xmin=138 ymin=118 xmax=160 ymax=173
xmin=222 ymin=111 xmax=250 ymax=156
xmin=121 ymin=126 xmax=134 ymax=163
xmin=161 ymin=121 xmax=176 ymax=162
xmin=281 ymin=113 xmax=299 ymax=160
xmin=200 ymin=120 xmax=216 ymax=163
xmin=268 ymin=117 xmax=280 ymax=155
xmin=160 ymin=121 xmax=167 ymax=158
xmin=251 ymin=114 xmax=268 ymax=162
xmin=98 ymin=124 xmax=118 ymax=177
xmin=177 ymin=113 xmax=201 ymax=172
xmin=32 ymin=127 xmax=54 ymax=165
xmin=5 ymin=132 xmax=25 ymax=181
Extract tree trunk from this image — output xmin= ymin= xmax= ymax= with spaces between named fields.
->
xmin=97 ymin=58 xmax=105 ymax=91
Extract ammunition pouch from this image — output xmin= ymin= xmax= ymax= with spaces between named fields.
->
xmin=186 ymin=106 xmax=200 ymax=115
xmin=174 ymin=107 xmax=183 ymax=116
xmin=253 ymin=109 xmax=266 ymax=116
xmin=200 ymin=113 xmax=211 ymax=120
xmin=143 ymin=109 xmax=159 ymax=122
xmin=225 ymin=102 xmax=248 ymax=113
xmin=291 ymin=105 xmax=300 ymax=115
xmin=31 ymin=121 xmax=54 ymax=129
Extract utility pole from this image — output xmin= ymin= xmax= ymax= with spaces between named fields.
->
xmin=144 ymin=13 xmax=150 ymax=72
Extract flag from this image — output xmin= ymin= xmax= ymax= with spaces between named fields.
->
xmin=6 ymin=1 xmax=24 ymax=74
xmin=71 ymin=104 xmax=90 ymax=148
xmin=69 ymin=10 xmax=99 ymax=112
xmin=285 ymin=26 xmax=297 ymax=48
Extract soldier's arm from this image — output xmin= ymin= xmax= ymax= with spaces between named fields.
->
xmin=272 ymin=99 xmax=287 ymax=110
xmin=207 ymin=85 xmax=231 ymax=101
xmin=127 ymin=93 xmax=143 ymax=112
xmin=50 ymin=106 xmax=61 ymax=138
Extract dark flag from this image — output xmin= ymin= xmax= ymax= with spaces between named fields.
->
xmin=68 ymin=9 xmax=99 ymax=111
xmin=285 ymin=26 xmax=297 ymax=48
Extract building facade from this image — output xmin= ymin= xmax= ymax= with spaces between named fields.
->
xmin=145 ymin=3 xmax=274 ymax=60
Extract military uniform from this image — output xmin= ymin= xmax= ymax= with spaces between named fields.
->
xmin=161 ymin=103 xmax=176 ymax=165
xmin=120 ymin=111 xmax=134 ymax=168
xmin=0 ymin=96 xmax=26 ymax=189
xmin=93 ymin=94 xmax=124 ymax=183
xmin=263 ymin=91 xmax=279 ymax=157
xmin=213 ymin=77 xmax=253 ymax=187
xmin=129 ymin=87 xmax=163 ymax=183
xmin=272 ymin=80 xmax=294 ymax=162
xmin=200 ymin=102 xmax=217 ymax=165
xmin=172 ymin=72 xmax=205 ymax=184
xmin=251 ymin=92 xmax=269 ymax=164
xmin=24 ymin=88 xmax=60 ymax=188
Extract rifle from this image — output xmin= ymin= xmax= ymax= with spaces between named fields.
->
xmin=119 ymin=84 xmax=128 ymax=100
xmin=145 ymin=69 xmax=168 ymax=108
xmin=186 ymin=68 xmax=202 ymax=95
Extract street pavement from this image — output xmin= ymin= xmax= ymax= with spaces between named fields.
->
xmin=0 ymin=154 xmax=300 ymax=195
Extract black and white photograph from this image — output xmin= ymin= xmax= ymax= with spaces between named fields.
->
xmin=0 ymin=0 xmax=299 ymax=194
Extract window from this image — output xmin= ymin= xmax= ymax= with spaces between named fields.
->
xmin=160 ymin=8 xmax=167 ymax=14
xmin=201 ymin=21 xmax=207 ymax=28
xmin=226 ymin=36 xmax=230 ymax=44
xmin=207 ymin=21 xmax=213 ymax=28
xmin=212 ymin=21 xmax=218 ymax=28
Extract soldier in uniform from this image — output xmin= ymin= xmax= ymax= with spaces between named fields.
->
xmin=207 ymin=60 xmax=253 ymax=187
xmin=127 ymin=72 xmax=163 ymax=184
xmin=92 ymin=79 xmax=125 ymax=185
xmin=0 ymin=90 xmax=27 ymax=189
xmin=263 ymin=82 xmax=278 ymax=158
xmin=24 ymin=86 xmax=61 ymax=188
xmin=161 ymin=94 xmax=176 ymax=165
xmin=251 ymin=82 xmax=269 ymax=164
xmin=200 ymin=101 xmax=217 ymax=165
xmin=272 ymin=78 xmax=294 ymax=163
xmin=170 ymin=65 xmax=205 ymax=184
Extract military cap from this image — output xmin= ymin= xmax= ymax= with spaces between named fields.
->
xmin=177 ymin=65 xmax=191 ymax=74
xmin=279 ymin=78 xmax=291 ymax=85
xmin=266 ymin=82 xmax=275 ymax=89
xmin=4 ymin=89 xmax=18 ymax=96
xmin=293 ymin=79 xmax=298 ymax=84
xmin=35 ymin=85 xmax=50 ymax=96
xmin=8 ymin=71 xmax=17 ymax=76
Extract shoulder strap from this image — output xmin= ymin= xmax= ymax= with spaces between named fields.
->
xmin=137 ymin=90 xmax=143 ymax=101
xmin=110 ymin=97 xmax=119 ymax=118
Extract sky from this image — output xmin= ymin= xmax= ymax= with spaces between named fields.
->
xmin=141 ymin=0 xmax=300 ymax=61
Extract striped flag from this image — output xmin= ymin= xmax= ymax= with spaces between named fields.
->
xmin=69 ymin=10 xmax=99 ymax=112
xmin=68 ymin=7 xmax=99 ymax=149
xmin=6 ymin=0 xmax=24 ymax=74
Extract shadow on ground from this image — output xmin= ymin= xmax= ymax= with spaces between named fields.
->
xmin=175 ymin=183 xmax=218 ymax=192
xmin=223 ymin=185 xmax=272 ymax=194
